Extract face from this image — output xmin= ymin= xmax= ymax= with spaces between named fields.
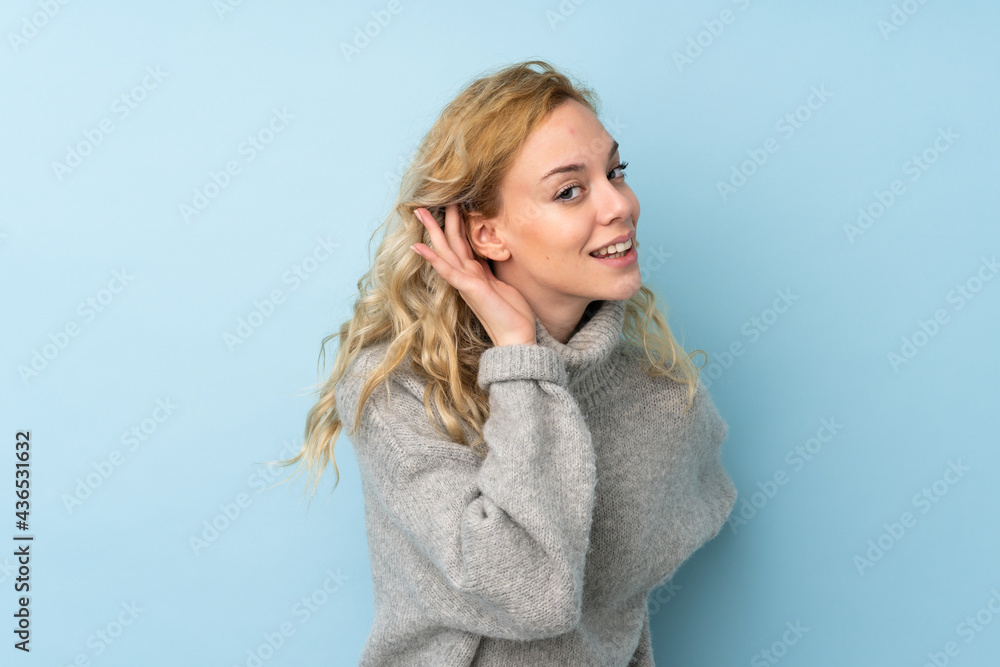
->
xmin=470 ymin=99 xmax=642 ymax=320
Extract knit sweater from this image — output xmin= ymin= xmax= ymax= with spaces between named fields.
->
xmin=336 ymin=298 xmax=737 ymax=666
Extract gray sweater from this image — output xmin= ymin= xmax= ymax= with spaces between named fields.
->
xmin=336 ymin=298 xmax=737 ymax=666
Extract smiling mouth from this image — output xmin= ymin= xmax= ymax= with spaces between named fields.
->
xmin=590 ymin=237 xmax=634 ymax=258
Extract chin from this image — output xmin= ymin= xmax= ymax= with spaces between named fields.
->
xmin=594 ymin=283 xmax=641 ymax=303
xmin=613 ymin=275 xmax=643 ymax=300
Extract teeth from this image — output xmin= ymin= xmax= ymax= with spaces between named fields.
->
xmin=591 ymin=237 xmax=632 ymax=257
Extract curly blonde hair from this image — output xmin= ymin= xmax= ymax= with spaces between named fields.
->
xmin=274 ymin=60 xmax=706 ymax=498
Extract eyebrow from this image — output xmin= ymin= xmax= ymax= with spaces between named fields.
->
xmin=540 ymin=140 xmax=619 ymax=183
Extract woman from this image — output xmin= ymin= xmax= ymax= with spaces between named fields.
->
xmin=280 ymin=60 xmax=737 ymax=666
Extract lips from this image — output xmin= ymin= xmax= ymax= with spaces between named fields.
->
xmin=589 ymin=232 xmax=634 ymax=256
xmin=590 ymin=234 xmax=635 ymax=258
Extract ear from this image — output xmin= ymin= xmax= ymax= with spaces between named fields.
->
xmin=466 ymin=212 xmax=510 ymax=262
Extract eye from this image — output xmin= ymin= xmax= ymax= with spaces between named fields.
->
xmin=555 ymin=184 xmax=581 ymax=201
xmin=608 ymin=161 xmax=629 ymax=179
xmin=553 ymin=161 xmax=629 ymax=203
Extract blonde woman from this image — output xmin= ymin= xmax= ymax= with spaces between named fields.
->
xmin=280 ymin=60 xmax=737 ymax=666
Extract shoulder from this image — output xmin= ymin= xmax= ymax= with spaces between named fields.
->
xmin=336 ymin=341 xmax=419 ymax=427
xmin=336 ymin=341 xmax=479 ymax=461
xmin=613 ymin=341 xmax=722 ymax=432
xmin=338 ymin=340 xmax=425 ymax=400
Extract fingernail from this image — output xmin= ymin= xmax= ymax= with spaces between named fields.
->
xmin=410 ymin=244 xmax=419 ymax=254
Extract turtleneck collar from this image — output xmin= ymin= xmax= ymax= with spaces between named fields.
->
xmin=534 ymin=299 xmax=629 ymax=404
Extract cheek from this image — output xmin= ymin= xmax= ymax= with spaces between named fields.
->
xmin=530 ymin=227 xmax=587 ymax=260
xmin=563 ymin=232 xmax=591 ymax=259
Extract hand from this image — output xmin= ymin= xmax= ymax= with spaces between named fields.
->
xmin=411 ymin=204 xmax=537 ymax=347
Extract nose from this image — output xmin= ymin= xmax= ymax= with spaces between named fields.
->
xmin=595 ymin=177 xmax=633 ymax=225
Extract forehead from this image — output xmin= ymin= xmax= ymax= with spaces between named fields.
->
xmin=516 ymin=99 xmax=616 ymax=168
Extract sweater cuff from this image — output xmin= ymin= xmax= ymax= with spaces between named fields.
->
xmin=477 ymin=344 xmax=568 ymax=389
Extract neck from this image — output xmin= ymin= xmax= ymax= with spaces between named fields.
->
xmin=530 ymin=296 xmax=595 ymax=345
xmin=529 ymin=297 xmax=628 ymax=405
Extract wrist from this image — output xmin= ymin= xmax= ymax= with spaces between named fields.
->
xmin=495 ymin=336 xmax=537 ymax=347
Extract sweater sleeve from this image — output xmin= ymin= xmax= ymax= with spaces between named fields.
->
xmin=338 ymin=343 xmax=598 ymax=641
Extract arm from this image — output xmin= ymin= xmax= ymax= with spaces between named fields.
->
xmin=339 ymin=343 xmax=597 ymax=640
xmin=629 ymin=609 xmax=653 ymax=666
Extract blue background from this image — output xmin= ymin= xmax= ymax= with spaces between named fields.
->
xmin=3 ymin=1 xmax=998 ymax=665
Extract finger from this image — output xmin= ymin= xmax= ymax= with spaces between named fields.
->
xmin=412 ymin=242 xmax=479 ymax=294
xmin=443 ymin=203 xmax=473 ymax=263
xmin=476 ymin=257 xmax=498 ymax=284
xmin=414 ymin=208 xmax=461 ymax=267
